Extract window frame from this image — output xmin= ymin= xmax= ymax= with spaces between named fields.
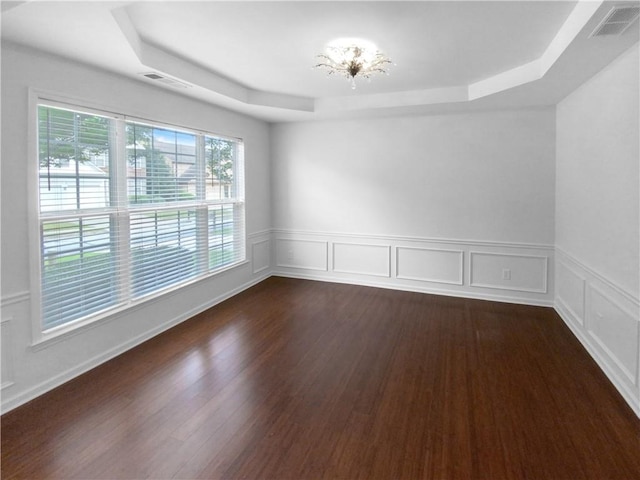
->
xmin=28 ymin=92 xmax=247 ymax=346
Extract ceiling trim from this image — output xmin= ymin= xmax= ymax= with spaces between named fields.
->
xmin=112 ymin=1 xmax=602 ymax=115
xmin=112 ymin=6 xmax=315 ymax=112
xmin=470 ymin=0 xmax=602 ymax=100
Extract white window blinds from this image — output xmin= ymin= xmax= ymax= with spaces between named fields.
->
xmin=37 ymin=103 xmax=245 ymax=332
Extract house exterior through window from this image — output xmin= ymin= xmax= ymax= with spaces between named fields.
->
xmin=37 ymin=101 xmax=245 ymax=333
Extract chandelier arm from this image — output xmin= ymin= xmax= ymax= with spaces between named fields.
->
xmin=315 ymin=62 xmax=342 ymax=69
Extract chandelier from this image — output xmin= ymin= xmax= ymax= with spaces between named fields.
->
xmin=314 ymin=38 xmax=392 ymax=89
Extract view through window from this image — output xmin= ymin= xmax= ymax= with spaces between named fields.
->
xmin=38 ymin=103 xmax=245 ymax=331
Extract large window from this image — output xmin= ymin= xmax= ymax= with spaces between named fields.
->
xmin=37 ymin=102 xmax=244 ymax=332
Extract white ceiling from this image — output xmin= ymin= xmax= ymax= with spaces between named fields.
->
xmin=2 ymin=1 xmax=639 ymax=122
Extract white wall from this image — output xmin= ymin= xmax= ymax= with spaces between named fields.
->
xmin=270 ymin=109 xmax=556 ymax=305
xmin=0 ymin=43 xmax=272 ymax=412
xmin=3 ymin=38 xmax=637 ymax=418
xmin=555 ymin=43 xmax=640 ymax=416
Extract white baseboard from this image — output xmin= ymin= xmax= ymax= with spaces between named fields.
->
xmin=272 ymin=271 xmax=554 ymax=307
xmin=555 ymin=301 xmax=640 ymax=417
xmin=272 ymin=229 xmax=554 ymax=307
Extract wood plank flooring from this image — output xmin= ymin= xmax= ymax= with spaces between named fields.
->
xmin=2 ymin=277 xmax=639 ymax=479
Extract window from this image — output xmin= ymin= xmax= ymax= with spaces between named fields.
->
xmin=37 ymin=102 xmax=244 ymax=332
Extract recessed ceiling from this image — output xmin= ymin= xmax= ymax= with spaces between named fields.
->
xmin=2 ymin=1 xmax=639 ymax=121
xmin=126 ymin=1 xmax=575 ymax=97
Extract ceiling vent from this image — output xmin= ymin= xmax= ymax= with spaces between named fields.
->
xmin=590 ymin=5 xmax=640 ymax=37
xmin=140 ymin=72 xmax=192 ymax=89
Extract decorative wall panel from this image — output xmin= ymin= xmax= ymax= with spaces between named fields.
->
xmin=252 ymin=239 xmax=271 ymax=274
xmin=556 ymin=260 xmax=586 ymax=325
xmin=396 ymin=247 xmax=463 ymax=285
xmin=1 ymin=317 xmax=14 ymax=390
xmin=587 ymin=285 xmax=638 ymax=384
xmin=333 ymin=243 xmax=390 ymax=277
xmin=275 ymin=238 xmax=328 ymax=271
xmin=470 ymin=252 xmax=548 ymax=293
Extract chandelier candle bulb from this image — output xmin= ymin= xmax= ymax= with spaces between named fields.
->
xmin=314 ymin=38 xmax=392 ymax=89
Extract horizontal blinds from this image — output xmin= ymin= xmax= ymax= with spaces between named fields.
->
xmin=37 ymin=103 xmax=245 ymax=332
xmin=127 ymin=123 xmax=198 ymax=205
xmin=130 ymin=208 xmax=200 ymax=298
xmin=208 ymin=204 xmax=244 ymax=270
xmin=41 ymin=215 xmax=119 ymax=329
xmin=38 ymin=106 xmax=112 ymax=212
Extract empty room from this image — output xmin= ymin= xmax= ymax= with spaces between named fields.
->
xmin=1 ymin=1 xmax=639 ymax=478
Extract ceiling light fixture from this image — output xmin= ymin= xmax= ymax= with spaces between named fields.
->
xmin=314 ymin=38 xmax=392 ymax=89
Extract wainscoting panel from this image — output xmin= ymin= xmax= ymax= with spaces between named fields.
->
xmin=272 ymin=230 xmax=554 ymax=307
xmin=1 ymin=317 xmax=15 ymax=390
xmin=556 ymin=260 xmax=586 ymax=325
xmin=587 ymin=285 xmax=638 ymax=384
xmin=554 ymin=248 xmax=640 ymax=418
xmin=470 ymin=252 xmax=548 ymax=293
xmin=275 ymin=238 xmax=328 ymax=271
xmin=396 ymin=247 xmax=463 ymax=285
xmin=251 ymin=239 xmax=271 ymax=275
xmin=333 ymin=243 xmax=390 ymax=277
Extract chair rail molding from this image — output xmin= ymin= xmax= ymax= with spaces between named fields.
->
xmin=1 ymin=291 xmax=31 ymax=308
xmin=271 ymin=228 xmax=554 ymax=307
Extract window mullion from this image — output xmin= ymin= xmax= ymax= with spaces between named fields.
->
xmin=197 ymin=206 xmax=209 ymax=273
xmin=196 ymin=136 xmax=208 ymax=273
xmin=235 ymin=142 xmax=245 ymax=201
xmin=111 ymin=118 xmax=127 ymax=209
xmin=73 ymin=113 xmax=81 ymax=210
xmin=113 ymin=211 xmax=131 ymax=305
xmin=196 ymin=135 xmax=206 ymax=201
xmin=113 ymin=119 xmax=131 ymax=303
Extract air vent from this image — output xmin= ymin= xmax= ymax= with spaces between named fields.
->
xmin=140 ymin=72 xmax=192 ymax=89
xmin=590 ymin=5 xmax=640 ymax=37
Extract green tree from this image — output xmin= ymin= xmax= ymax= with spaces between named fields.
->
xmin=205 ymin=137 xmax=234 ymax=192
xmin=39 ymin=106 xmax=109 ymax=168
xmin=127 ymin=124 xmax=176 ymax=202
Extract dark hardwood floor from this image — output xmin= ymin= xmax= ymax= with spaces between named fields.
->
xmin=2 ymin=277 xmax=639 ymax=479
